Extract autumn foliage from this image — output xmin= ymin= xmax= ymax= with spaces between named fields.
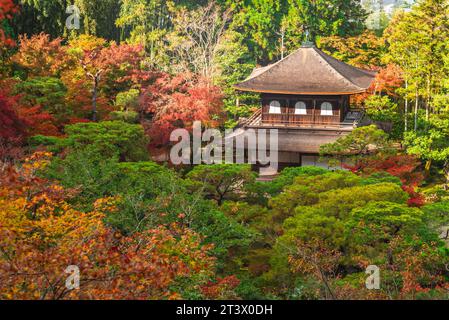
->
xmin=141 ymin=73 xmax=224 ymax=146
xmin=13 ymin=34 xmax=67 ymax=77
xmin=373 ymin=64 xmax=404 ymax=97
xmin=2 ymin=0 xmax=449 ymax=302
xmin=201 ymin=275 xmax=240 ymax=300
xmin=2 ymin=81 xmax=58 ymax=133
xmin=345 ymin=154 xmax=425 ymax=206
xmin=0 ymin=0 xmax=18 ymax=48
xmin=0 ymin=82 xmax=59 ymax=160
xmin=0 ymin=153 xmax=216 ymax=299
xmin=0 ymin=89 xmax=24 ymax=140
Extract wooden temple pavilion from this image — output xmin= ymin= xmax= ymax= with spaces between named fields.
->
xmin=234 ymin=43 xmax=376 ymax=171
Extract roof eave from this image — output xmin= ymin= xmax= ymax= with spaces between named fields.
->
xmin=233 ymin=85 xmax=368 ymax=95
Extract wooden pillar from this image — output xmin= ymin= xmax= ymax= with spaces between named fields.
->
xmin=339 ymin=95 xmax=344 ymax=122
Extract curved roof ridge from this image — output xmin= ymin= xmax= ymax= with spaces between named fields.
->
xmin=355 ymin=66 xmax=378 ymax=76
xmin=313 ymin=47 xmax=377 ymax=89
xmin=243 ymin=49 xmax=298 ymax=83
xmin=312 ymin=47 xmax=365 ymax=91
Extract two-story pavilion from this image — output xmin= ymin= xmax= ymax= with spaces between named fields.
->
xmin=234 ymin=43 xmax=376 ymax=170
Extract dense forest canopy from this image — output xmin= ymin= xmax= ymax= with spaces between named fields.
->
xmin=1 ymin=0 xmax=449 ymax=300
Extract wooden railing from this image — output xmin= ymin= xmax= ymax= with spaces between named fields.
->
xmin=262 ymin=109 xmax=342 ymax=126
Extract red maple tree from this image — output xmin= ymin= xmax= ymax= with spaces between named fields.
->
xmin=0 ymin=0 xmax=18 ymax=48
xmin=72 ymin=40 xmax=148 ymax=121
xmin=0 ymin=90 xmax=24 ymax=140
xmin=0 ymin=81 xmax=59 ymax=160
xmin=201 ymin=275 xmax=240 ymax=300
xmin=373 ymin=64 xmax=404 ymax=97
xmin=352 ymin=64 xmax=403 ymax=105
xmin=140 ymin=73 xmax=224 ymax=147
xmin=346 ymin=154 xmax=425 ymax=207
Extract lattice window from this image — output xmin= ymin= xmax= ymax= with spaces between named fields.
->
xmin=269 ymin=100 xmax=282 ymax=114
xmin=320 ymin=102 xmax=333 ymax=116
xmin=294 ymin=101 xmax=307 ymax=115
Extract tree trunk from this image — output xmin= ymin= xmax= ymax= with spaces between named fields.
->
xmin=404 ymin=79 xmax=408 ymax=132
xmin=92 ymin=77 xmax=98 ymax=122
xmin=425 ymin=159 xmax=432 ymax=178
xmin=444 ymin=161 xmax=449 ymax=191
xmin=445 ymin=174 xmax=449 ymax=191
xmin=414 ymin=87 xmax=419 ymax=131
xmin=426 ymin=76 xmax=430 ymax=122
xmin=317 ymin=266 xmax=336 ymax=300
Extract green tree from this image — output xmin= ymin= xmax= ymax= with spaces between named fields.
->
xmin=320 ymin=125 xmax=392 ymax=166
xmin=116 ymin=0 xmax=170 ymax=65
xmin=364 ymin=95 xmax=403 ymax=139
xmin=346 ymin=201 xmax=428 ymax=251
xmin=16 ymin=0 xmax=122 ymax=40
xmin=265 ymin=166 xmax=329 ymax=196
xmin=384 ymin=1 xmax=449 ymax=129
xmin=231 ymin=0 xmax=287 ymax=63
xmin=282 ymin=0 xmax=367 ymax=50
xmin=186 ymin=164 xmax=256 ymax=205
xmin=74 ymin=0 xmax=122 ymax=40
xmin=15 ymin=0 xmax=67 ymax=38
xmin=32 ymin=121 xmax=149 ymax=162
xmin=43 ymin=147 xmax=253 ymax=271
xmin=213 ymin=29 xmax=257 ymax=127
xmin=404 ymin=117 xmax=449 ymax=181
xmin=14 ymin=77 xmax=68 ymax=125
xmin=318 ymin=31 xmax=386 ymax=68
xmin=267 ymin=173 xmax=420 ymax=297
xmin=422 ymin=201 xmax=449 ymax=241
xmin=110 ymin=88 xmax=140 ymax=123
xmin=269 ymin=171 xmax=361 ymax=223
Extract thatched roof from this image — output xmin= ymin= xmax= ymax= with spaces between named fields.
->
xmin=235 ymin=45 xmax=376 ymax=95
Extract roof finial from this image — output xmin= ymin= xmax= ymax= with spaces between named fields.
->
xmin=301 ymin=28 xmax=314 ymax=48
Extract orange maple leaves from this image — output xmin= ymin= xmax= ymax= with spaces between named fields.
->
xmin=0 ymin=153 xmax=216 ymax=300
xmin=13 ymin=34 xmax=68 ymax=77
